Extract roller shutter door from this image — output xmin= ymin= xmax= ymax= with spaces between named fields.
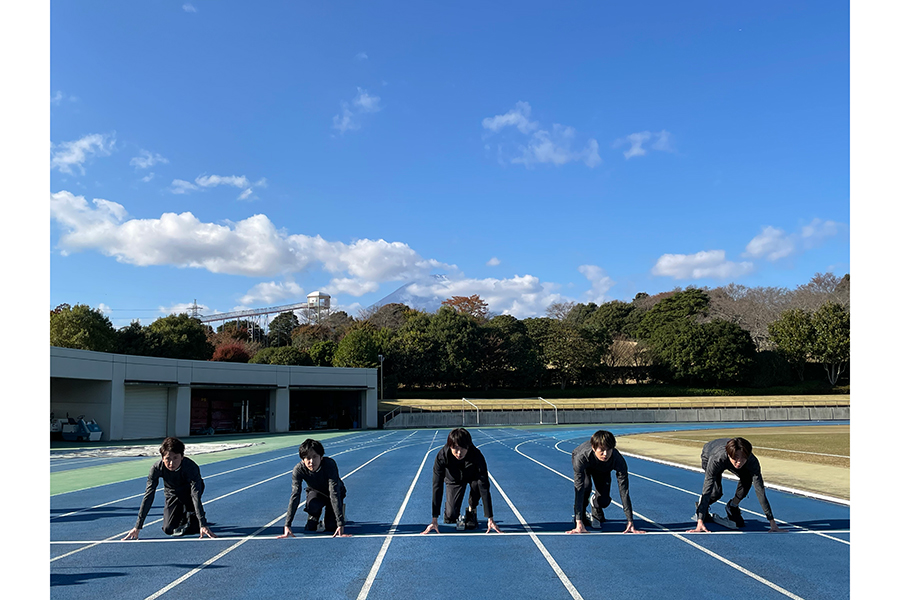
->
xmin=124 ymin=387 xmax=168 ymax=440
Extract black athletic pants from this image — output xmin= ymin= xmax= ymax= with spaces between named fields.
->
xmin=700 ymin=454 xmax=752 ymax=509
xmin=443 ymin=480 xmax=481 ymax=522
xmin=161 ymin=484 xmax=203 ymax=535
xmin=576 ymin=471 xmax=612 ymax=521
xmin=304 ymin=487 xmax=346 ymax=531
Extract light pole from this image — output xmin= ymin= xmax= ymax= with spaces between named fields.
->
xmin=378 ymin=354 xmax=384 ymax=401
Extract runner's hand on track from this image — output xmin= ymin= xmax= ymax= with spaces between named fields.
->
xmin=566 ymin=520 xmax=590 ymax=534
xmin=421 ymin=518 xmax=440 ymax=534
xmin=199 ymin=526 xmax=217 ymax=539
xmin=276 ymin=526 xmax=295 ymax=539
xmin=122 ymin=527 xmax=140 ymax=540
xmin=332 ymin=526 xmax=352 ymax=538
xmin=624 ymin=521 xmax=646 ymax=534
xmin=686 ymin=519 xmax=709 ymax=533
xmin=486 ymin=518 xmax=502 ymax=534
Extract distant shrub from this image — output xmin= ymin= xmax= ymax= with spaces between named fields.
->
xmin=211 ymin=343 xmax=251 ymax=363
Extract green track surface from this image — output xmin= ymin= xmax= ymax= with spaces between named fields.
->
xmin=50 ymin=431 xmax=351 ymax=496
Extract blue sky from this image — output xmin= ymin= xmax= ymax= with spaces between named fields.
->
xmin=46 ymin=1 xmax=851 ymax=326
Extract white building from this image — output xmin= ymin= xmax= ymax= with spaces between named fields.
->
xmin=50 ymin=347 xmax=378 ymax=441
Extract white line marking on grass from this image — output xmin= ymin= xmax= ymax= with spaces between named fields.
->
xmin=515 ymin=443 xmax=810 ymax=599
xmin=616 ymin=450 xmax=850 ymax=506
xmin=356 ymin=431 xmax=439 ymax=600
xmin=641 ymin=435 xmax=850 ymax=458
xmin=488 ymin=472 xmax=585 ymax=600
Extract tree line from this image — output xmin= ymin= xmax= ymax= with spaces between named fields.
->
xmin=50 ymin=272 xmax=849 ymax=392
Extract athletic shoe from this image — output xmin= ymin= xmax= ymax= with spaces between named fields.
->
xmin=456 ymin=515 xmax=466 ymax=531
xmin=305 ymin=516 xmax=320 ymax=532
xmin=573 ymin=514 xmax=594 ymax=529
xmin=725 ymin=503 xmax=745 ymax=528
xmin=171 ymin=511 xmax=195 ymax=537
xmin=317 ymin=519 xmax=326 ymax=533
xmin=464 ymin=507 xmax=478 ymax=530
xmin=590 ymin=507 xmax=605 ymax=529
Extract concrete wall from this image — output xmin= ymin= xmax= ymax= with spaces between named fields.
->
xmin=50 ymin=347 xmax=379 ymax=440
xmin=384 ymin=406 xmax=850 ymax=428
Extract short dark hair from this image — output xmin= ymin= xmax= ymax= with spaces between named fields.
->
xmin=160 ymin=437 xmax=185 ymax=456
xmin=299 ymin=438 xmax=325 ymax=459
xmin=446 ymin=428 xmax=472 ymax=449
xmin=726 ymin=437 xmax=752 ymax=458
xmin=590 ymin=430 xmax=617 ymax=451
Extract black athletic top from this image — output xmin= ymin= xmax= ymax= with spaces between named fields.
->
xmin=431 ymin=445 xmax=494 ymax=519
xmin=135 ymin=457 xmax=208 ymax=530
xmin=697 ymin=438 xmax=774 ymax=520
xmin=285 ymin=456 xmax=346 ymax=528
xmin=572 ymin=441 xmax=634 ymax=522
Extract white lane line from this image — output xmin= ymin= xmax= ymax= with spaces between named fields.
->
xmin=50 ymin=430 xmax=393 ymax=497
xmin=53 ymin=528 xmax=850 ymax=544
xmin=488 ymin=472 xmax=584 ymax=600
xmin=547 ymin=440 xmax=850 ymax=544
xmin=143 ymin=512 xmax=287 ymax=600
xmin=640 ymin=435 xmax=849 ymax=458
xmin=51 ymin=453 xmax=295 ymax=521
xmin=142 ymin=432 xmax=425 ymax=599
xmin=52 ymin=433 xmax=406 ymax=519
xmin=51 ymin=433 xmax=423 ymax=563
xmin=514 ymin=441 xmax=808 ymax=600
xmin=615 ymin=450 xmax=850 ymax=507
xmin=356 ymin=431 xmax=439 ymax=600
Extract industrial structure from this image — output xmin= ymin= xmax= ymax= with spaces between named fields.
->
xmin=191 ymin=291 xmax=332 ymax=333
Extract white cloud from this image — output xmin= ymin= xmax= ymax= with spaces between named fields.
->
xmin=170 ymin=179 xmax=199 ymax=194
xmin=483 ymin=103 xmax=600 ymax=168
xmin=160 ymin=301 xmax=206 ymax=315
xmin=50 ymin=132 xmax=115 ymax=175
xmin=50 ymin=191 xmax=453 ymax=281
xmin=355 ymin=51 xmax=368 ymax=60
xmin=614 ymin=130 xmax=674 ymax=159
xmin=578 ymin=264 xmax=615 ymax=303
xmin=482 ymin=101 xmax=539 ymax=134
xmin=195 ymin=174 xmax=250 ymax=189
xmin=239 ymin=281 xmax=305 ymax=306
xmin=50 ymin=91 xmax=77 ymax=105
xmin=651 ymin=250 xmax=754 ymax=280
xmin=130 ymin=150 xmax=168 ymax=170
xmin=333 ymin=88 xmax=382 ymax=133
xmin=408 ymin=274 xmax=566 ymax=318
xmin=326 ymin=277 xmax=380 ymax=297
xmin=743 ymin=226 xmax=794 ymax=261
xmin=743 ymin=219 xmax=843 ymax=261
xmin=171 ymin=174 xmax=266 ymax=200
xmin=182 ymin=4 xmax=198 ymax=13
xmin=141 ymin=173 xmax=155 ymax=183
xmin=487 ymin=257 xmax=501 ymax=267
